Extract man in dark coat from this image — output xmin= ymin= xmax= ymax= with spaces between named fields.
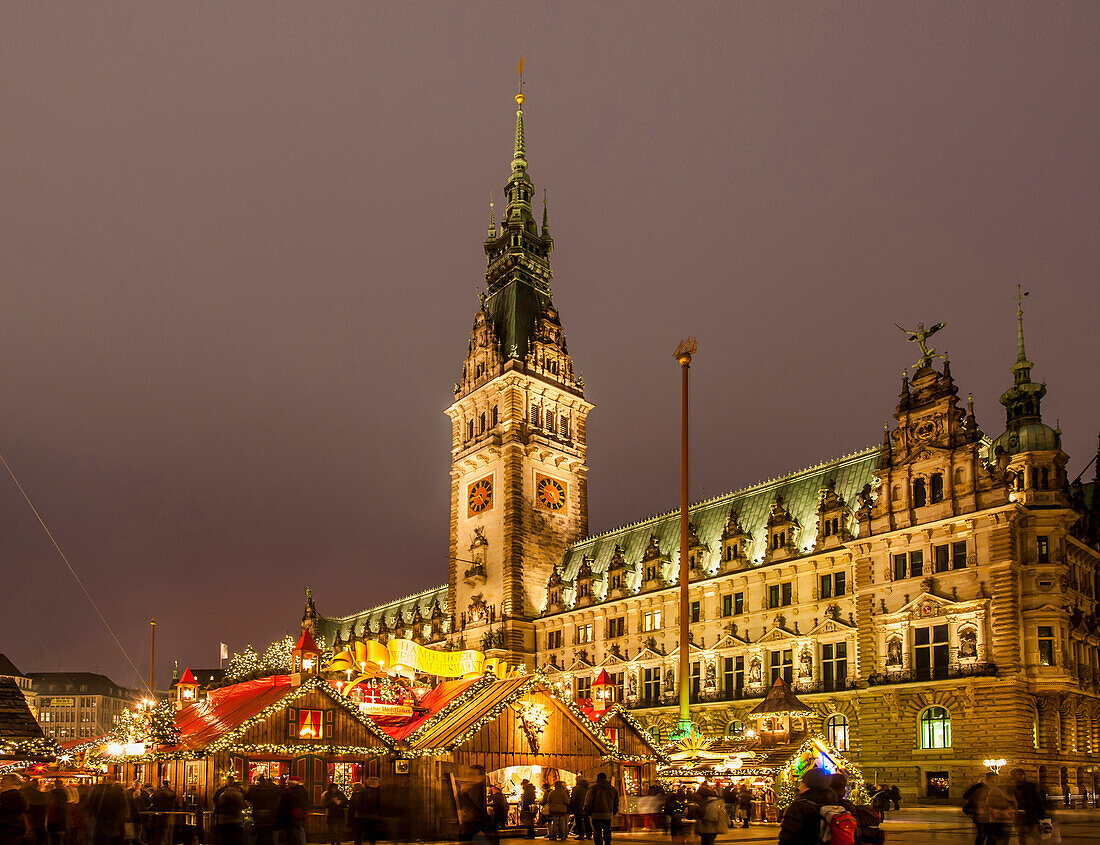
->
xmin=581 ymin=774 xmax=618 ymax=845
xmin=777 ymin=767 xmax=837 ymax=845
xmin=736 ymin=784 xmax=753 ymax=829
xmin=150 ymin=782 xmax=176 ymax=845
xmin=1010 ymin=768 xmax=1044 ymax=845
xmin=246 ymin=775 xmax=281 ymax=845
xmin=568 ymin=778 xmax=590 ymax=840
xmin=520 ymin=780 xmax=537 ymax=839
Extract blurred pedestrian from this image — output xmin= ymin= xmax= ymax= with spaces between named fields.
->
xmin=47 ymin=779 xmax=69 ymax=845
xmin=0 ymin=775 xmax=28 ymax=845
xmin=245 ymin=775 xmax=280 ymax=845
xmin=23 ymin=778 xmax=48 ymax=845
xmin=581 ymin=774 xmax=617 ymax=845
xmin=213 ymin=777 xmax=245 ymax=845
xmin=1009 ymin=769 xmax=1043 ymax=845
xmin=520 ymin=780 xmax=537 ymax=839
xmin=348 ymin=778 xmax=380 ymax=845
xmin=568 ymin=778 xmax=589 ymax=840
xmin=321 ymin=782 xmax=347 ymax=845
xmin=545 ymin=781 xmax=569 ymax=841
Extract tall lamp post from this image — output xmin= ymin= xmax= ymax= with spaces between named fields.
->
xmin=149 ymin=617 xmax=157 ymax=697
xmin=673 ymin=338 xmax=696 ymax=741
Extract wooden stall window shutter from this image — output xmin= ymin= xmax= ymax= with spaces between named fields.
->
xmin=324 ymin=709 xmax=334 ymax=740
xmin=313 ymin=757 xmax=324 ymax=804
xmin=288 ymin=708 xmax=298 ymax=739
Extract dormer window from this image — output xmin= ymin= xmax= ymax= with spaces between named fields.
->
xmin=577 ymin=581 xmax=590 ymax=598
xmin=645 ymin=563 xmax=659 ymax=581
xmin=772 ymin=532 xmax=786 ymax=550
xmin=725 ymin=543 xmax=737 ymax=561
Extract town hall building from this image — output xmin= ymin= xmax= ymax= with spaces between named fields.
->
xmin=309 ymin=85 xmax=1100 ymax=803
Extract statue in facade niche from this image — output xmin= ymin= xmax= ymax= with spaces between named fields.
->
xmin=959 ymin=628 xmax=978 ymax=659
xmin=749 ymin=658 xmax=762 ymax=684
xmin=799 ymin=650 xmax=813 ymax=678
xmin=887 ymin=638 xmax=903 ymax=666
xmin=663 ymin=668 xmax=675 ymax=693
xmin=628 ymin=673 xmax=638 ymax=697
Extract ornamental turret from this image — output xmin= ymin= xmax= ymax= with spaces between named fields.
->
xmin=988 ymin=290 xmax=1068 ymax=504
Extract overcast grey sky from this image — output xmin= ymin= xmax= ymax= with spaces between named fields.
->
xmin=1 ymin=2 xmax=1096 ymax=688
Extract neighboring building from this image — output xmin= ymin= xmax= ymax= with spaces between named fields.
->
xmin=0 ymin=654 xmax=35 ymax=710
xmin=29 ymin=672 xmax=139 ymax=739
xmin=310 ymin=85 xmax=1100 ymax=802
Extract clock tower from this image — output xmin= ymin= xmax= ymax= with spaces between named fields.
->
xmin=444 ymin=81 xmax=591 ymax=667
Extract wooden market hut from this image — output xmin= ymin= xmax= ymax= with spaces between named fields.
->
xmin=108 ymin=669 xmax=662 ymax=841
xmin=110 ymin=674 xmax=394 ymax=837
xmin=378 ymin=673 xmax=664 ymax=838
xmin=658 ymin=678 xmax=862 ymax=820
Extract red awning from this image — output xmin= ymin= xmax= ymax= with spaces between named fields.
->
xmin=174 ymin=675 xmax=295 ymax=751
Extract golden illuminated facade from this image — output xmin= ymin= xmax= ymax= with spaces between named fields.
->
xmin=312 ymin=87 xmax=1100 ymax=803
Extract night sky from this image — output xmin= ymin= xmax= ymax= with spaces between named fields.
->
xmin=1 ymin=3 xmax=1097 ymax=691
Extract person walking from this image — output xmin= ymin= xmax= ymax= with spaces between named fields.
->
xmin=23 ymin=778 xmax=49 ymax=845
xmin=321 ymin=782 xmax=347 ymax=845
xmin=279 ymin=779 xmax=308 ymax=845
xmin=978 ymin=773 xmax=1016 ymax=845
xmin=245 ymin=775 xmax=281 ymax=845
xmin=693 ymin=786 xmax=726 ymax=845
xmin=870 ymin=785 xmax=890 ymax=820
xmin=1009 ymin=769 xmax=1043 ymax=845
xmin=0 ymin=775 xmax=28 ymax=845
xmin=520 ymin=780 xmax=538 ymax=839
xmin=777 ymin=767 xmax=836 ymax=845
xmin=488 ymin=785 xmax=508 ymax=845
xmin=568 ymin=777 xmax=590 ymax=840
xmin=87 ymin=776 xmax=128 ymax=845
xmin=46 ymin=779 xmax=69 ymax=845
xmin=582 ymin=774 xmax=618 ymax=845
xmin=150 ymin=782 xmax=176 ymax=845
xmin=663 ymin=788 xmax=684 ymax=845
xmin=736 ymin=784 xmax=752 ymax=829
xmin=888 ymin=785 xmax=901 ymax=812
xmin=212 ymin=778 xmax=245 ymax=845
xmin=720 ymin=784 xmax=736 ymax=831
xmin=545 ymin=781 xmax=569 ymax=841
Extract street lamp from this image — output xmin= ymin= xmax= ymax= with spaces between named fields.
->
xmin=983 ymin=758 xmax=1008 ymax=773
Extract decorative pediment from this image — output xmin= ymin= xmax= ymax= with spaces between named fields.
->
xmin=667 ymin=642 xmax=706 ymax=658
xmin=631 ymin=646 xmax=664 ymax=663
xmin=806 ymin=616 xmax=856 ymax=637
xmin=607 ymin=544 xmax=628 ymax=572
xmin=755 ymin=626 xmax=799 ymax=645
xmin=598 ymin=652 xmax=627 ymax=668
xmin=710 ymin=632 xmax=748 ymax=650
xmin=565 ymin=655 xmax=593 ymax=672
xmin=880 ymin=590 xmax=986 ymax=624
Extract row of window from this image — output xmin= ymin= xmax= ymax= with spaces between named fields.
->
xmin=464 ymin=406 xmax=499 ymax=441
xmin=530 ymin=404 xmax=571 ymax=438
xmin=892 ymin=541 xmax=967 ymax=580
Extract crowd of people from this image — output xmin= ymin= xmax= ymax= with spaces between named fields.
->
xmin=0 ymin=773 xmax=409 ymax=845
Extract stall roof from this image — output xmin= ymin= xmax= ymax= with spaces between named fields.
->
xmin=372 ymin=677 xmax=481 ymax=741
xmin=748 ymin=677 xmax=814 ymax=717
xmin=0 ymin=677 xmax=43 ymax=742
xmin=175 ymin=675 xmax=297 ymax=751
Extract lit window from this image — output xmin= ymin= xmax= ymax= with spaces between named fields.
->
xmin=576 ymin=676 xmax=591 ymax=701
xmin=576 ymin=624 xmax=593 ymax=644
xmin=642 ymin=610 xmax=662 ymax=632
xmin=298 ymin=710 xmax=324 ymax=739
xmin=826 ymin=714 xmax=849 ymax=751
xmin=920 ymin=706 xmax=951 ymax=749
xmin=1038 ymin=626 xmax=1055 ymax=666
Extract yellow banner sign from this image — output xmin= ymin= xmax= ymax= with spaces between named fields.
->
xmin=385 ymin=639 xmax=484 ymax=678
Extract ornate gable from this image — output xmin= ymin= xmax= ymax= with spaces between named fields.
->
xmin=814 ymin=480 xmax=853 ymax=551
xmin=719 ymin=508 xmax=752 ymax=572
xmin=764 ymin=495 xmax=801 ymax=562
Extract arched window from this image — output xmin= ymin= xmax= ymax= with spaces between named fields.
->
xmin=913 ymin=478 xmax=927 ymax=508
xmin=920 ymin=706 xmax=951 ymax=749
xmin=826 ymin=714 xmax=849 ymax=751
xmin=930 ymin=473 xmax=944 ymax=503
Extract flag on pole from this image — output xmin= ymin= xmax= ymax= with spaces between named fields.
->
xmin=219 ymin=642 xmax=228 ymax=660
xmin=517 ymin=57 xmax=524 ymax=76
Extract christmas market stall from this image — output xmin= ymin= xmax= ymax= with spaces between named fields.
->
xmin=658 ymin=678 xmax=862 ymax=821
xmin=377 ymin=670 xmax=665 ymax=838
xmin=99 ymin=634 xmax=396 ymax=840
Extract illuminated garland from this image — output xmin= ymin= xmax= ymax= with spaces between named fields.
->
xmin=222 ymin=743 xmax=389 ymax=757
xmin=206 ymin=676 xmax=394 ymax=753
xmin=594 ymin=706 xmax=668 ymax=762
xmin=0 ymin=736 xmax=58 ymax=758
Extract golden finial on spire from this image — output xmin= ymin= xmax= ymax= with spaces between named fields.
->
xmin=516 ymin=57 xmax=526 ymax=105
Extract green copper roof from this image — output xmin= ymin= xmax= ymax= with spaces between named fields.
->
xmin=316 ymin=585 xmax=447 ymax=646
xmin=557 ymin=446 xmax=882 ymax=593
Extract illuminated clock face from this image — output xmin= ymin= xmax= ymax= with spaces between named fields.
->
xmin=536 ymin=475 xmax=567 ymax=512
xmin=467 ymin=478 xmax=493 ymax=516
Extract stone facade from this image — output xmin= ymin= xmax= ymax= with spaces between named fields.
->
xmin=313 ymin=87 xmax=1100 ymax=803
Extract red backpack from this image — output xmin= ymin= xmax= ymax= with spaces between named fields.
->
xmin=819 ymin=804 xmax=857 ymax=845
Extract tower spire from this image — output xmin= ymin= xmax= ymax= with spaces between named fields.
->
xmin=1012 ymin=284 xmax=1033 ymax=385
xmin=487 ymin=192 xmax=496 ymax=240
xmin=542 ymin=188 xmax=549 ymax=236
xmin=512 ymin=58 xmax=527 ymax=177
